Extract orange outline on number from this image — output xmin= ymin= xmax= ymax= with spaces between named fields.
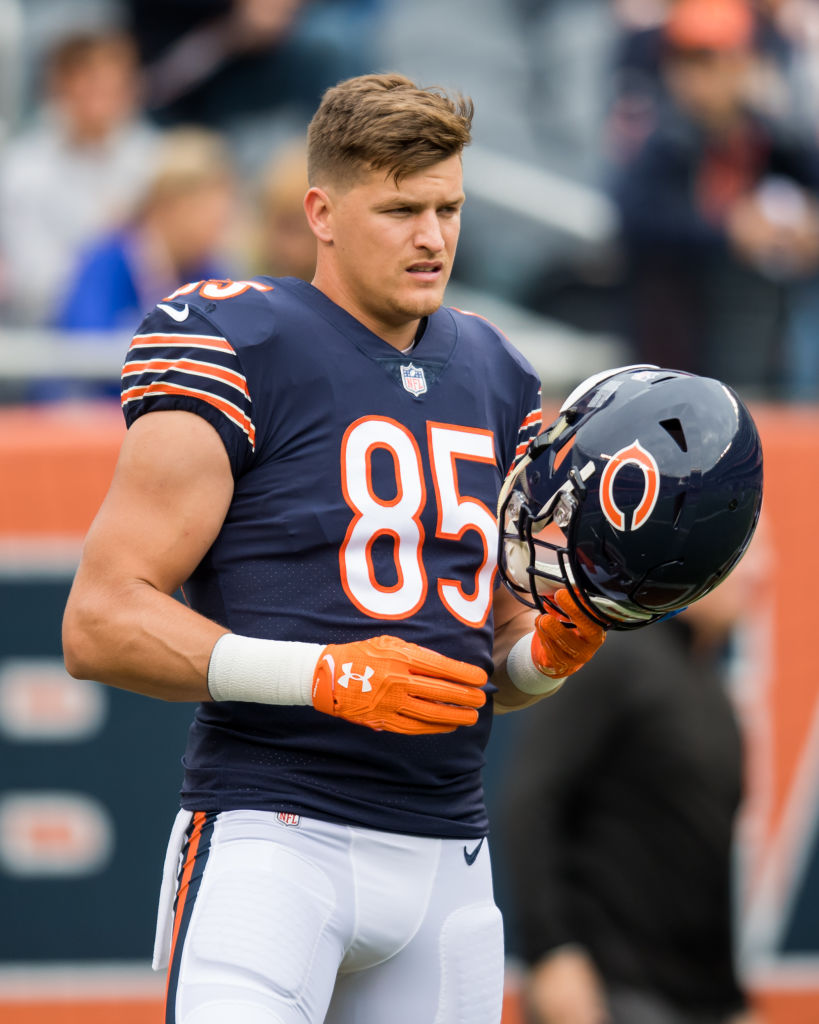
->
xmin=339 ymin=416 xmax=428 ymax=621
xmin=427 ymin=422 xmax=498 ymax=628
xmin=163 ymin=279 xmax=274 ymax=302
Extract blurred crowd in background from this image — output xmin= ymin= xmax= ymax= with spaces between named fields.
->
xmin=1 ymin=0 xmax=819 ymax=401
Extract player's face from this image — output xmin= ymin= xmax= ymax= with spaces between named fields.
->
xmin=314 ymin=155 xmax=464 ymax=346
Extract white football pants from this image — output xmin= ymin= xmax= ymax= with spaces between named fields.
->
xmin=154 ymin=808 xmax=504 ymax=1024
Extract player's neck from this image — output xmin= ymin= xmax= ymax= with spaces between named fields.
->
xmin=310 ymin=275 xmax=422 ymax=351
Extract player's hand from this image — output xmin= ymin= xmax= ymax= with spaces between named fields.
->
xmin=532 ymin=589 xmax=605 ymax=679
xmin=526 ymin=947 xmax=610 ymax=1024
xmin=312 ymin=635 xmax=487 ymax=735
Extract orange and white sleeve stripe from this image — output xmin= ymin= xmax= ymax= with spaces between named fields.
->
xmin=122 ymin=329 xmax=256 ymax=450
xmin=512 ymin=392 xmax=543 ymax=467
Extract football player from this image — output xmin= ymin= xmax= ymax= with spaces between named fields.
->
xmin=62 ymin=73 xmax=603 ymax=1024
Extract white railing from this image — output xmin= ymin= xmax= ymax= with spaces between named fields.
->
xmin=0 ymin=330 xmax=129 ymax=379
xmin=0 ymin=149 xmax=626 ymax=394
xmin=465 ymin=145 xmax=619 ymax=245
xmin=0 ymin=307 xmax=626 ymax=397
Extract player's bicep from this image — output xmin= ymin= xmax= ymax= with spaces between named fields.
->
xmin=81 ymin=410 xmax=233 ymax=596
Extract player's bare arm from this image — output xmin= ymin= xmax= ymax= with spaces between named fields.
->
xmin=63 ymin=409 xmax=234 ymax=701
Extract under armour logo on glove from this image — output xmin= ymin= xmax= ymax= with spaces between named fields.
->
xmin=324 ymin=654 xmax=374 ymax=693
xmin=312 ymin=636 xmax=487 ymax=735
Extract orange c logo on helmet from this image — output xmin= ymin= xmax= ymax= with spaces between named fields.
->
xmin=600 ymin=440 xmax=660 ymax=531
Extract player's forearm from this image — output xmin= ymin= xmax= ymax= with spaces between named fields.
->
xmin=492 ymin=589 xmax=605 ymax=712
xmin=63 ymin=577 xmax=488 ymax=733
xmin=491 ymin=604 xmax=559 ymax=713
xmin=63 ymin=574 xmax=224 ymax=701
xmin=493 ymin=668 xmax=562 ymax=712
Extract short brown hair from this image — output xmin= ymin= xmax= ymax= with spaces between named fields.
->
xmin=47 ymin=30 xmax=137 ymax=81
xmin=306 ymin=73 xmax=473 ymax=188
xmin=136 ymin=127 xmax=234 ymax=215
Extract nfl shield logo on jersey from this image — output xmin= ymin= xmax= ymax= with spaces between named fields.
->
xmin=400 ymin=363 xmax=427 ymax=396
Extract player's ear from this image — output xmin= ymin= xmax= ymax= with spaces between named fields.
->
xmin=304 ymin=187 xmax=334 ymax=243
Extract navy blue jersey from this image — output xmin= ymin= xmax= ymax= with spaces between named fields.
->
xmin=122 ymin=277 xmax=542 ymax=838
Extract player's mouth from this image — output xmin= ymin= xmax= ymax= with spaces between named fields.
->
xmin=406 ymin=261 xmax=444 ymax=282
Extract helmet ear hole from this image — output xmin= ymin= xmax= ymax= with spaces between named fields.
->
xmin=660 ymin=418 xmax=688 ymax=452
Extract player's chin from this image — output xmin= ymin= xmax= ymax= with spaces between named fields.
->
xmin=398 ymin=281 xmax=448 ymax=317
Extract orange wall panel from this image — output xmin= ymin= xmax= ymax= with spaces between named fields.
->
xmin=0 ymin=404 xmax=124 ymax=536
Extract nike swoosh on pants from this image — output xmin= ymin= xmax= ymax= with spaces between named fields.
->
xmin=463 ymin=836 xmax=485 ymax=865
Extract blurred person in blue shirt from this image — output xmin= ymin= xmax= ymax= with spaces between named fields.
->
xmin=0 ymin=28 xmax=159 ymax=325
xmin=33 ymin=127 xmax=235 ymax=403
xmin=56 ymin=126 xmax=236 ymax=333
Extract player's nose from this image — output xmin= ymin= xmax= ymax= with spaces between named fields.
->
xmin=413 ymin=209 xmax=445 ymax=252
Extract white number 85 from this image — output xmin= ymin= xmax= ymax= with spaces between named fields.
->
xmin=339 ymin=417 xmax=498 ymax=628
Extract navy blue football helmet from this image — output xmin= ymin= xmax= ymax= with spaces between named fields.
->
xmin=497 ymin=365 xmax=764 ymax=629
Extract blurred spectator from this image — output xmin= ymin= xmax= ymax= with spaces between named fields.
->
xmin=607 ymin=0 xmax=797 ymax=166
xmin=247 ymin=137 xmax=315 ymax=281
xmin=605 ymin=0 xmax=673 ymax=167
xmin=498 ymin=549 xmax=766 ymax=1024
xmin=0 ymin=28 xmax=159 ymax=325
xmin=56 ymin=126 xmax=236 ymax=332
xmin=28 ymin=127 xmax=236 ymax=404
xmin=610 ymin=0 xmax=819 ymax=399
xmin=124 ymin=0 xmax=382 ymax=134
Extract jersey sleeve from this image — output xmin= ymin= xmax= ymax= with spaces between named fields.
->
xmin=120 ymin=304 xmax=256 ymax=477
xmin=510 ymin=380 xmax=543 ymax=475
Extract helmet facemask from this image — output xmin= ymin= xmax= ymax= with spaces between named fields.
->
xmin=498 ymin=424 xmax=645 ymax=629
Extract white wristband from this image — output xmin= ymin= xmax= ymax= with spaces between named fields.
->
xmin=207 ymin=633 xmax=324 ymax=705
xmin=506 ymin=632 xmax=566 ymax=696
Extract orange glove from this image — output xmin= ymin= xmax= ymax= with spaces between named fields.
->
xmin=531 ymin=588 xmax=605 ymax=678
xmin=312 ymin=635 xmax=487 ymax=735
